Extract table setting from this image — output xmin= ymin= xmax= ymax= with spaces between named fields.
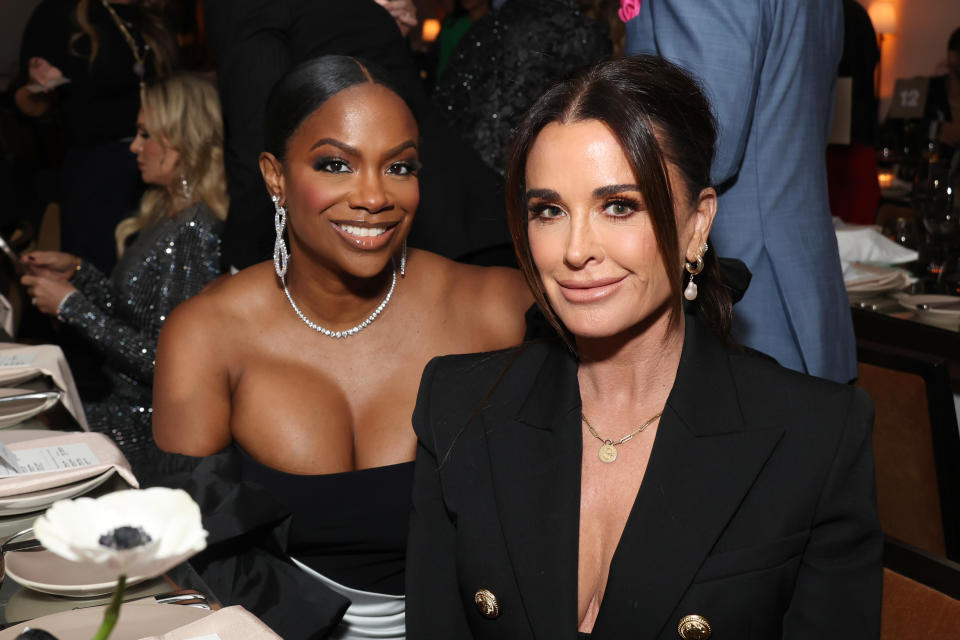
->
xmin=836 ymin=208 xmax=960 ymax=333
xmin=0 ymin=342 xmax=282 ymax=639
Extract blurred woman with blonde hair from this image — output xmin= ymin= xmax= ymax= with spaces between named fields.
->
xmin=22 ymin=72 xmax=226 ymax=476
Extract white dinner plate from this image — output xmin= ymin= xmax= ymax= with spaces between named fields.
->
xmin=896 ymin=294 xmax=960 ymax=330
xmin=3 ymin=577 xmax=171 ymax=624
xmin=0 ymin=388 xmax=60 ymax=429
xmin=0 ymin=600 xmax=211 ymax=640
xmin=0 ymin=468 xmax=116 ymax=516
xmin=5 ymin=547 xmax=148 ymax=597
xmin=896 ymin=294 xmax=960 ymax=313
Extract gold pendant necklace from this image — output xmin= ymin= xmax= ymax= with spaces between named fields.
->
xmin=581 ymin=410 xmax=663 ymax=464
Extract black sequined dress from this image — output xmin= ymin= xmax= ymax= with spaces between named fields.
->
xmin=58 ymin=202 xmax=223 ymax=472
xmin=432 ymin=0 xmax=611 ymax=173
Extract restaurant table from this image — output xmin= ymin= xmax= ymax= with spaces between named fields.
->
xmin=850 ymin=302 xmax=960 ymax=388
xmin=0 ymin=344 xmax=219 ymax=635
xmin=0 ymin=558 xmax=219 ymax=629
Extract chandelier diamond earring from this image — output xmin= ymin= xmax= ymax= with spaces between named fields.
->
xmin=684 ymin=241 xmax=708 ymax=301
xmin=272 ymin=195 xmax=289 ymax=281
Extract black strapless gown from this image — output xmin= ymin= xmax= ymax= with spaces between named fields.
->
xmin=237 ymin=447 xmax=413 ymax=595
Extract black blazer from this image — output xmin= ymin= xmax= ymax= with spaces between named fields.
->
xmin=406 ymin=315 xmax=882 ymax=639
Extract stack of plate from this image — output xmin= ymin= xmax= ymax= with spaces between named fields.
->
xmin=0 ymin=431 xmax=117 ymax=520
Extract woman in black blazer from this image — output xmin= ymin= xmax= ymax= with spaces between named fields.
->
xmin=405 ymin=56 xmax=882 ymax=639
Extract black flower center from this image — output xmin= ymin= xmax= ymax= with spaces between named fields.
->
xmin=16 ymin=628 xmax=59 ymax=640
xmin=98 ymin=525 xmax=152 ymax=550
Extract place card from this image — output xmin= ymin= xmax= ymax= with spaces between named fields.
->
xmin=0 ymin=353 xmax=35 ymax=368
xmin=0 ymin=442 xmax=100 ymax=479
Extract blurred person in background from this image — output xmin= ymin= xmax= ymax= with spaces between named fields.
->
xmin=21 ymin=72 xmax=225 ymax=477
xmin=928 ymin=27 xmax=960 ymax=160
xmin=433 ymin=0 xmax=611 ymax=174
xmin=433 ymin=0 xmax=490 ymax=81
xmin=14 ymin=0 xmax=176 ymax=273
xmin=827 ymin=0 xmax=881 ymax=225
xmin=625 ymin=0 xmax=857 ymax=383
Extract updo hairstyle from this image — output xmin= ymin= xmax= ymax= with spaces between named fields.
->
xmin=263 ymin=55 xmax=410 ymax=163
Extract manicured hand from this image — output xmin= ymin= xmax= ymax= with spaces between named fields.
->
xmin=374 ymin=0 xmax=418 ymax=37
xmin=28 ymin=57 xmax=65 ymax=91
xmin=22 ymin=251 xmax=79 ymax=280
xmin=21 ymin=275 xmax=76 ymax=316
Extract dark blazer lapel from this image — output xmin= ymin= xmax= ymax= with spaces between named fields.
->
xmin=592 ymin=317 xmax=785 ymax=640
xmin=485 ymin=342 xmax=583 ymax=640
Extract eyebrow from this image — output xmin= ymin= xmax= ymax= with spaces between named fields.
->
xmin=525 ymin=184 xmax=642 ymax=201
xmin=525 ymin=188 xmax=561 ymax=201
xmin=310 ymin=138 xmax=358 ymax=154
xmin=591 ymin=184 xmax=642 ymax=198
xmin=309 ymin=138 xmax=418 ymax=158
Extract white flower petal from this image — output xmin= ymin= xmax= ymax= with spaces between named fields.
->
xmin=33 ymin=488 xmax=207 ymax=579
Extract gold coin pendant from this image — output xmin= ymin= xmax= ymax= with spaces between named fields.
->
xmin=598 ymin=443 xmax=618 ymax=463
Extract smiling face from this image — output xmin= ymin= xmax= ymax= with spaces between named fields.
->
xmin=130 ymin=109 xmax=180 ymax=190
xmin=261 ymin=83 xmax=419 ymax=280
xmin=524 ymin=119 xmax=714 ymax=340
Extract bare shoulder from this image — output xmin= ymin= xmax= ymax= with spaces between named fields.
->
xmin=410 ymin=250 xmax=532 ymax=344
xmin=169 ymin=262 xmax=274 ymax=328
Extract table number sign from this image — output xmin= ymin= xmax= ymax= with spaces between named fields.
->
xmin=887 ymin=77 xmax=930 ymax=119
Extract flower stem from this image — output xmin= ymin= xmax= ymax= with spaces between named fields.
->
xmin=91 ymin=574 xmax=127 ymax=640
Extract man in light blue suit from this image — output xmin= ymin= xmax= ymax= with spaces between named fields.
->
xmin=626 ymin=0 xmax=857 ymax=383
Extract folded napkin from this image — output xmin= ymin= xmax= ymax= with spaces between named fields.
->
xmin=138 ymin=606 xmax=283 ymax=640
xmin=834 ymin=219 xmax=919 ymax=265
xmin=0 ymin=431 xmax=137 ymax=497
xmin=842 ymin=262 xmax=913 ymax=289
xmin=0 ymin=343 xmax=87 ymax=428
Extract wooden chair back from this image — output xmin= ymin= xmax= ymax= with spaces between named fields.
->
xmin=882 ymin=537 xmax=960 ymax=639
xmin=856 ymin=342 xmax=960 ymax=561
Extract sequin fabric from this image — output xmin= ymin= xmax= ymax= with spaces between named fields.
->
xmin=58 ymin=202 xmax=223 ymax=474
xmin=432 ymin=0 xmax=611 ymax=174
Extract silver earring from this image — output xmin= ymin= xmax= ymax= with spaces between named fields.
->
xmin=683 ymin=241 xmax=707 ymax=301
xmin=400 ymin=239 xmax=407 ymax=278
xmin=180 ymin=175 xmax=193 ymax=199
xmin=272 ymin=195 xmax=289 ymax=281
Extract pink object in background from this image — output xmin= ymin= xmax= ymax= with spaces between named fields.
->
xmin=619 ymin=0 xmax=641 ymax=22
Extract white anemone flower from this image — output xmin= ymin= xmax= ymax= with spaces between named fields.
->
xmin=33 ymin=487 xmax=207 ymax=578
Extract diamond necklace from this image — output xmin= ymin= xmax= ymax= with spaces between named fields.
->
xmin=282 ymin=265 xmax=397 ymax=339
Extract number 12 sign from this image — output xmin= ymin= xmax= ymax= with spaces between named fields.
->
xmin=887 ymin=77 xmax=929 ymax=119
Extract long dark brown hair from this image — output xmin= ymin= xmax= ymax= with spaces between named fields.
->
xmin=70 ymin=0 xmax=174 ymax=74
xmin=505 ymin=55 xmax=732 ymax=345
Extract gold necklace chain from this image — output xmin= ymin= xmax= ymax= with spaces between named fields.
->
xmin=581 ymin=411 xmax=663 ymax=464
xmin=100 ymin=0 xmax=147 ymax=81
